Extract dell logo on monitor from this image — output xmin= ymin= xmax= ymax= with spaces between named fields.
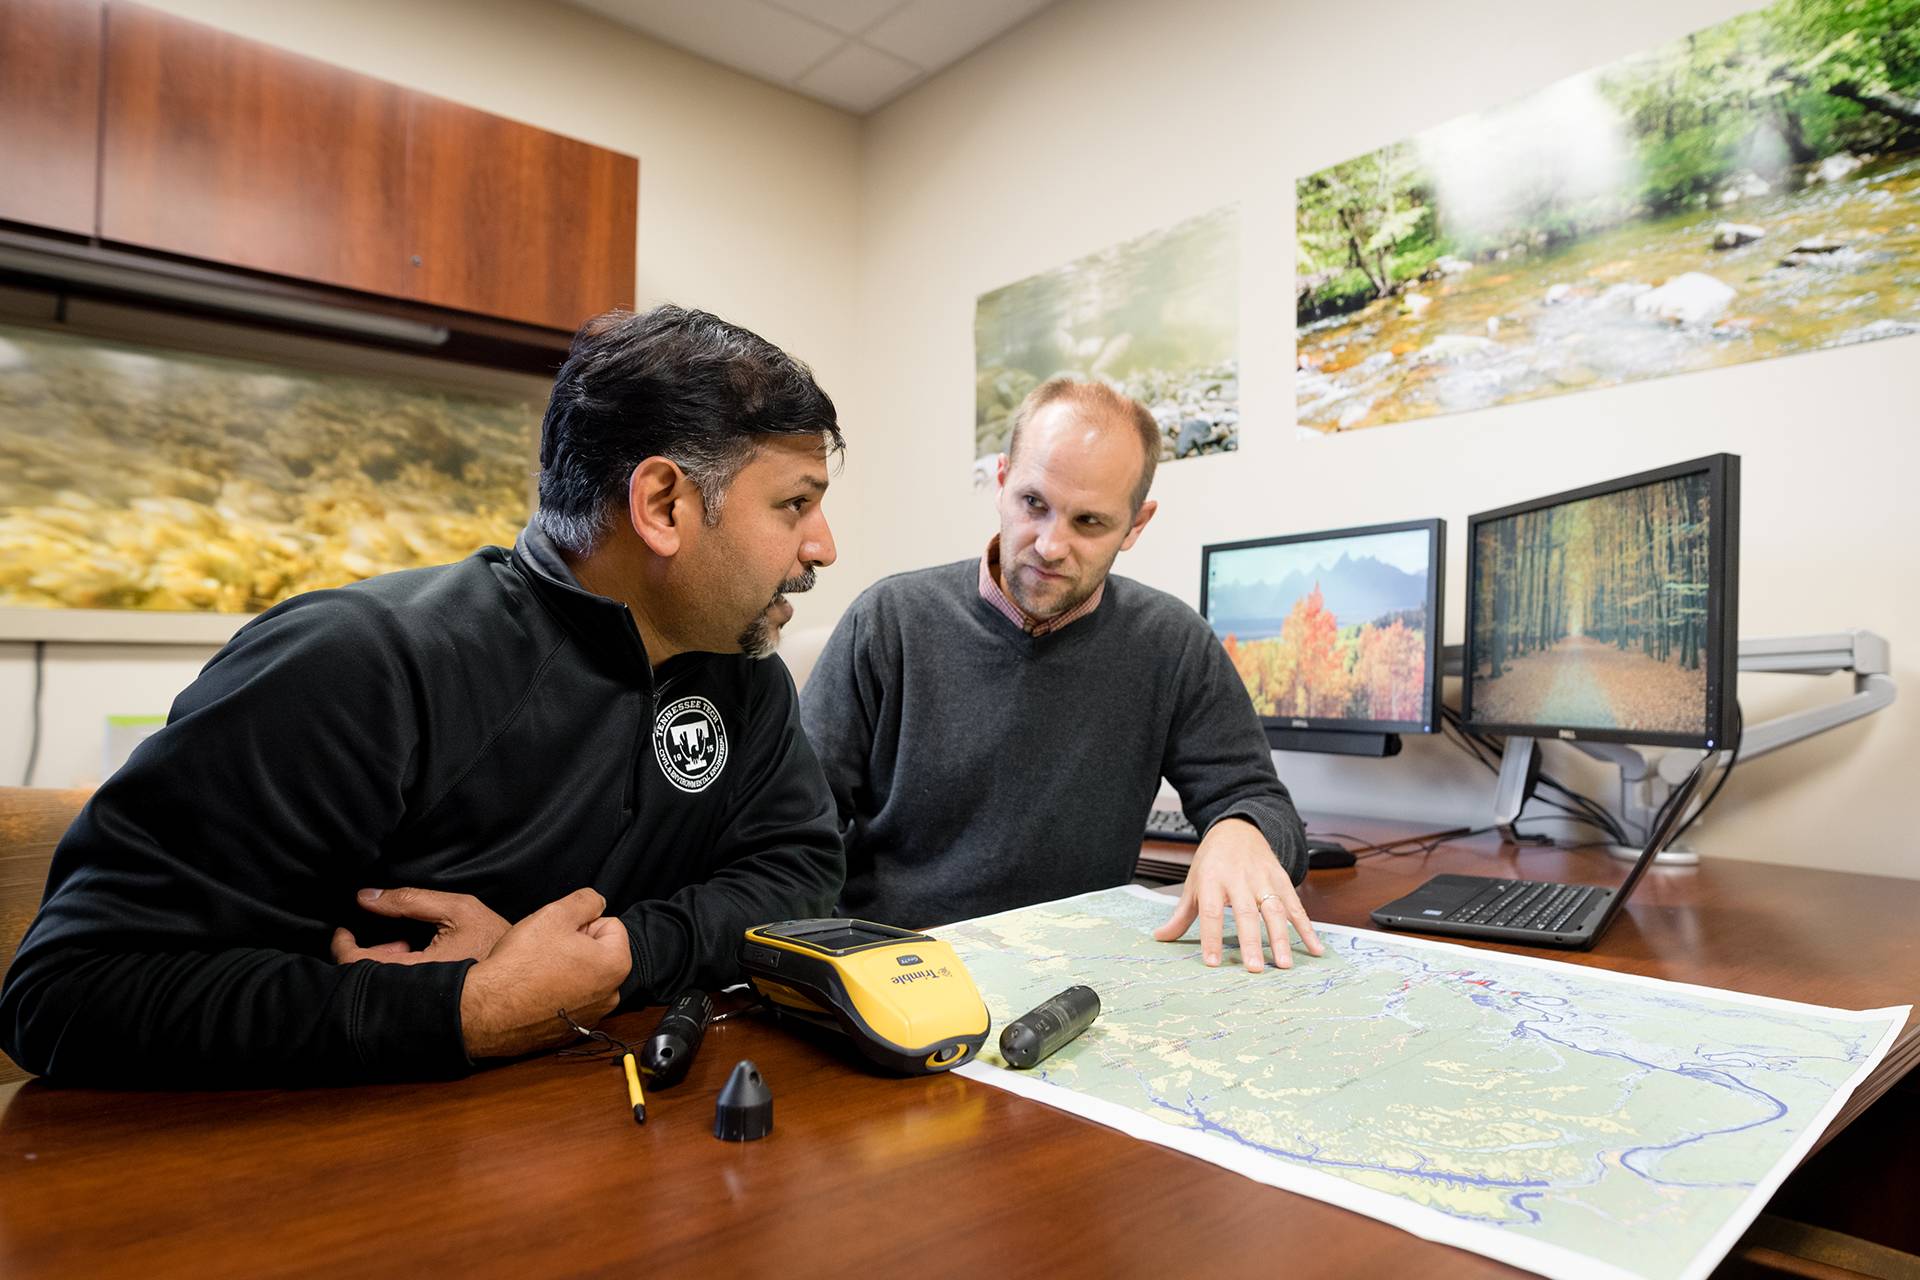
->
xmin=1291 ymin=719 xmax=1309 ymax=728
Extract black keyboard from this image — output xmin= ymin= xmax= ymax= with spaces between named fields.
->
xmin=1448 ymin=879 xmax=1600 ymax=933
xmin=1143 ymin=809 xmax=1200 ymax=844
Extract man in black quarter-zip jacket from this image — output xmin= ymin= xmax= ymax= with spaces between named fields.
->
xmin=0 ymin=305 xmax=846 ymax=1086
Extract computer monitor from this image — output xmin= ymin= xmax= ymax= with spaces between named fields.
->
xmin=1463 ymin=453 xmax=1739 ymax=843
xmin=1200 ymin=519 xmax=1445 ymax=757
xmin=1463 ymin=454 xmax=1740 ymax=749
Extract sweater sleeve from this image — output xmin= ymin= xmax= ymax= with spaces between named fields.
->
xmin=0 ymin=595 xmax=473 ymax=1086
xmin=1160 ymin=617 xmax=1310 ymax=884
xmin=796 ymin=595 xmax=878 ymax=847
xmin=613 ymin=659 xmax=845 ymax=1003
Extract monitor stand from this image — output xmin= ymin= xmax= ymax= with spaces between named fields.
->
xmin=1491 ymin=735 xmax=1540 ymax=845
xmin=1567 ymin=741 xmax=1698 ymax=865
xmin=1490 ymin=736 xmax=1697 ymax=865
xmin=1266 ymin=728 xmax=1400 ymax=757
xmin=1572 ymin=630 xmax=1895 ymax=863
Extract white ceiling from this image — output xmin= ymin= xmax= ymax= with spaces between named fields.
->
xmin=566 ymin=0 xmax=1062 ymax=114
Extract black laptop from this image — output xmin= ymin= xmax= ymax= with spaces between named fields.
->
xmin=1370 ymin=758 xmax=1709 ymax=950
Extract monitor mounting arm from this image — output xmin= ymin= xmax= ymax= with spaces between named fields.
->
xmin=1490 ymin=631 xmax=1895 ymax=863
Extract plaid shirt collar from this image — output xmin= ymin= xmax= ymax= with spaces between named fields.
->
xmin=978 ymin=535 xmax=1105 ymax=637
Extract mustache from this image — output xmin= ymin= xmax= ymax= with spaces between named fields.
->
xmin=769 ymin=567 xmax=816 ymax=606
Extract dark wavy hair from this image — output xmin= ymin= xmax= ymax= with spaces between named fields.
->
xmin=533 ymin=304 xmax=843 ymax=553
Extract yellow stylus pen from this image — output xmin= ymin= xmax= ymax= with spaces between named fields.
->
xmin=622 ymin=1050 xmax=647 ymax=1124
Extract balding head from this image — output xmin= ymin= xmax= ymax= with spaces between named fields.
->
xmin=992 ymin=379 xmax=1161 ymax=622
xmin=1006 ymin=378 xmax=1160 ymax=513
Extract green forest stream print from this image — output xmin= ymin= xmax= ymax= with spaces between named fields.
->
xmin=1295 ymin=0 xmax=1920 ymax=432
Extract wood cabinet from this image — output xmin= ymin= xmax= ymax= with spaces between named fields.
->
xmin=99 ymin=3 xmax=410 ymax=299
xmin=0 ymin=0 xmax=104 ymax=236
xmin=403 ymin=97 xmax=638 ymax=331
xmin=12 ymin=1 xmax=636 ymax=333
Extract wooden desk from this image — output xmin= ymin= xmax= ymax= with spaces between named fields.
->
xmin=1 ymin=825 xmax=1916 ymax=1278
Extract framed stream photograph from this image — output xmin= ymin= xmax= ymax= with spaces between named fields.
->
xmin=0 ymin=319 xmax=544 ymax=642
xmin=975 ymin=205 xmax=1240 ymax=480
xmin=1295 ymin=0 xmax=1920 ymax=432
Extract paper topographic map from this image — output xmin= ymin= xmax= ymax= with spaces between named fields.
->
xmin=946 ymin=886 xmax=1908 ymax=1280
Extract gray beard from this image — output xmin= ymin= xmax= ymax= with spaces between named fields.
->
xmin=738 ymin=567 xmax=817 ymax=659
xmin=738 ymin=613 xmax=778 ymax=659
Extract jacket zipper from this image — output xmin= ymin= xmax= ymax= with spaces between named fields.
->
xmin=621 ymin=672 xmax=687 ymax=820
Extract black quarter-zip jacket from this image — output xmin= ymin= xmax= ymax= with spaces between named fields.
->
xmin=0 ymin=526 xmax=843 ymax=1086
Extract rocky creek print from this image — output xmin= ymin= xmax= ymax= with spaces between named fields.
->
xmin=0 ymin=324 xmax=539 ymax=614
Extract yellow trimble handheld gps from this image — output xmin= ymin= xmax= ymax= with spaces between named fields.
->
xmin=740 ymin=919 xmax=990 ymax=1075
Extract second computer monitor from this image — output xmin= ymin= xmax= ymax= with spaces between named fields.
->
xmin=1463 ymin=453 xmax=1740 ymax=751
xmin=1201 ymin=519 xmax=1444 ymax=755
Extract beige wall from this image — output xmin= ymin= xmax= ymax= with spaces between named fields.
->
xmin=5 ymin=0 xmax=1914 ymax=882
xmin=848 ymin=0 xmax=1917 ymax=878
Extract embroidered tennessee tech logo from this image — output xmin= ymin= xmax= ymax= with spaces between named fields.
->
xmin=653 ymin=696 xmax=728 ymax=793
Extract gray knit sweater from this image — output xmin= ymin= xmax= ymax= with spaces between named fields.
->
xmin=800 ymin=558 xmax=1307 ymax=927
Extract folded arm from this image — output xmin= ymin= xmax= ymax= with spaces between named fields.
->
xmin=0 ymin=595 xmax=474 ymax=1086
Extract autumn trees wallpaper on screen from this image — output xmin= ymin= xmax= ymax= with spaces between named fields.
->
xmin=1469 ymin=474 xmax=1714 ymax=734
xmin=1208 ymin=529 xmax=1434 ymax=726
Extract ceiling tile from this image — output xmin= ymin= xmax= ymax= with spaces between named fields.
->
xmin=861 ymin=0 xmax=1052 ymax=69
xmin=795 ymin=41 xmax=922 ymax=111
xmin=573 ymin=0 xmax=843 ymax=84
xmin=767 ymin=0 xmax=907 ymax=37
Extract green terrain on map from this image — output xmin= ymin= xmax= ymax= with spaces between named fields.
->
xmin=944 ymin=888 xmax=1900 ymax=1280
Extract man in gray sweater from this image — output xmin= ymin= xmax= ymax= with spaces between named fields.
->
xmin=801 ymin=378 xmax=1322 ymax=973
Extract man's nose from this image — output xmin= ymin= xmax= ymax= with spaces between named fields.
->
xmin=803 ymin=509 xmax=837 ymax=569
xmin=1033 ymin=519 xmax=1067 ymax=562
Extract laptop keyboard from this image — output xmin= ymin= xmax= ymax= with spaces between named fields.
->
xmin=1448 ymin=879 xmax=1600 ymax=933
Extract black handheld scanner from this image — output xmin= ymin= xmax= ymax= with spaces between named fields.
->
xmin=639 ymin=989 xmax=713 ymax=1088
xmin=1000 ymin=985 xmax=1100 ymax=1069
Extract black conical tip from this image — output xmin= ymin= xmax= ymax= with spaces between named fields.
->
xmin=713 ymin=1059 xmax=773 ymax=1141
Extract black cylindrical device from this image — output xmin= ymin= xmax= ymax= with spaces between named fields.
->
xmin=999 ymin=985 xmax=1100 ymax=1069
xmin=639 ymin=989 xmax=712 ymax=1089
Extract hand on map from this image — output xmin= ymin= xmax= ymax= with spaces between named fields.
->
xmin=1152 ymin=817 xmax=1325 ymax=971
xmin=331 ymin=887 xmax=511 ymax=966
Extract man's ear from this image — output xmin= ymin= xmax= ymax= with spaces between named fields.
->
xmin=1119 ymin=498 xmax=1158 ymax=552
xmin=995 ymin=453 xmax=1010 ymax=490
xmin=628 ymin=457 xmax=694 ymax=556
